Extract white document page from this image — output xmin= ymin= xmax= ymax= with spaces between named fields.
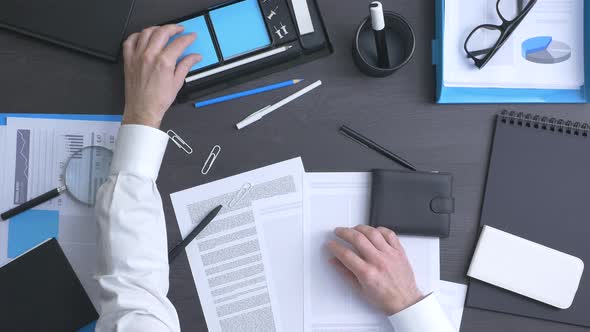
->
xmin=1 ymin=117 xmax=119 ymax=304
xmin=438 ymin=281 xmax=468 ymax=331
xmin=443 ymin=0 xmax=584 ymax=89
xmin=170 ymin=158 xmax=305 ymax=332
xmin=252 ymin=194 xmax=305 ymax=332
xmin=304 ymin=173 xmax=440 ymax=332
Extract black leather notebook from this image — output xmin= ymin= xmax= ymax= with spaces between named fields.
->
xmin=466 ymin=111 xmax=590 ymax=327
xmin=0 ymin=238 xmax=98 ymax=331
xmin=0 ymin=0 xmax=135 ymax=61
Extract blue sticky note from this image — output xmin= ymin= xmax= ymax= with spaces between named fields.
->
xmin=78 ymin=320 xmax=97 ymax=332
xmin=8 ymin=210 xmax=59 ymax=258
xmin=171 ymin=16 xmax=219 ymax=71
xmin=210 ymin=0 xmax=271 ymax=59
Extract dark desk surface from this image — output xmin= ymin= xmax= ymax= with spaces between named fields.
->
xmin=1 ymin=0 xmax=589 ymax=331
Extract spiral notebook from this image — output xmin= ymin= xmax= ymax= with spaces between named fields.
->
xmin=466 ymin=111 xmax=590 ymax=327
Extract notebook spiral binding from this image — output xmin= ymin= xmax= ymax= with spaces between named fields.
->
xmin=499 ymin=110 xmax=590 ymax=138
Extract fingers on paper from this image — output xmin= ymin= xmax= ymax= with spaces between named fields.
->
xmin=329 ymin=257 xmax=360 ymax=289
xmin=353 ymin=225 xmax=391 ymax=252
xmin=326 ymin=239 xmax=366 ymax=277
xmin=334 ymin=227 xmax=379 ymax=259
xmin=377 ymin=227 xmax=403 ymax=251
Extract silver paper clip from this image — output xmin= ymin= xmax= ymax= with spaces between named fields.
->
xmin=201 ymin=145 xmax=221 ymax=175
xmin=167 ymin=130 xmax=193 ymax=154
xmin=228 ymin=183 xmax=252 ymax=208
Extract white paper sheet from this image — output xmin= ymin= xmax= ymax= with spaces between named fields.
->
xmin=443 ymin=0 xmax=584 ymax=89
xmin=253 ymin=194 xmax=304 ymax=332
xmin=1 ymin=117 xmax=120 ymax=304
xmin=170 ymin=158 xmax=305 ymax=332
xmin=304 ymin=173 xmax=440 ymax=332
xmin=438 ymin=281 xmax=468 ymax=331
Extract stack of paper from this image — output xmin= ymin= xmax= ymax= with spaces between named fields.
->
xmin=443 ymin=0 xmax=584 ymax=90
xmin=0 ymin=115 xmax=121 ymax=306
xmin=170 ymin=158 xmax=468 ymax=332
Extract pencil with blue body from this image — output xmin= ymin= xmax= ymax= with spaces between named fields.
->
xmin=194 ymin=79 xmax=303 ymax=108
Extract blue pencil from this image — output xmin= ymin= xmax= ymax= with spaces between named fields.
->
xmin=195 ymin=79 xmax=304 ymax=108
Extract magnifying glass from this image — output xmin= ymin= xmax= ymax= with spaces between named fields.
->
xmin=0 ymin=146 xmax=113 ymax=221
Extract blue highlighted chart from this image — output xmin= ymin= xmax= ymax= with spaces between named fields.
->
xmin=522 ymin=36 xmax=572 ymax=64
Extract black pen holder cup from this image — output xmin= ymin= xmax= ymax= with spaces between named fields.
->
xmin=352 ymin=12 xmax=415 ymax=77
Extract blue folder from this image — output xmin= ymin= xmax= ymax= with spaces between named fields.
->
xmin=0 ymin=113 xmax=121 ymax=125
xmin=433 ymin=0 xmax=589 ymax=104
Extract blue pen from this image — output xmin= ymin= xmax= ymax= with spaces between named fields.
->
xmin=195 ymin=79 xmax=304 ymax=108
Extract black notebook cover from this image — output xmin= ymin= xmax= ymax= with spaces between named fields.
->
xmin=0 ymin=0 xmax=135 ymax=61
xmin=466 ymin=111 xmax=590 ymax=327
xmin=0 ymin=238 xmax=98 ymax=331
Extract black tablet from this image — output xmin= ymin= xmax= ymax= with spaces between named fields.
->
xmin=0 ymin=0 xmax=135 ymax=61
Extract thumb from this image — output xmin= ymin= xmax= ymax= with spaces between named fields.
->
xmin=175 ymin=54 xmax=202 ymax=88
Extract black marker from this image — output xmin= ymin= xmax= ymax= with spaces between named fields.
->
xmin=168 ymin=205 xmax=223 ymax=262
xmin=370 ymin=1 xmax=390 ymax=68
xmin=340 ymin=125 xmax=417 ymax=171
xmin=1 ymin=186 xmax=66 ymax=221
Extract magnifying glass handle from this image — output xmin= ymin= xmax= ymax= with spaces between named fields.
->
xmin=1 ymin=186 xmax=67 ymax=221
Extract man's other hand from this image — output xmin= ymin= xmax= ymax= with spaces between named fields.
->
xmin=122 ymin=25 xmax=201 ymax=128
xmin=327 ymin=225 xmax=424 ymax=315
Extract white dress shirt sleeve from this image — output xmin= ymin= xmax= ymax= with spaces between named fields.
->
xmin=388 ymin=293 xmax=456 ymax=332
xmin=95 ymin=124 xmax=180 ymax=332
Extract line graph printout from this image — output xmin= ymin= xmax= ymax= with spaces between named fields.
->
xmin=5 ymin=118 xmax=117 ymax=214
xmin=1 ymin=117 xmax=120 ymax=305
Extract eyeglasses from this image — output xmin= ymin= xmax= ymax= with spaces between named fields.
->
xmin=464 ymin=0 xmax=538 ymax=69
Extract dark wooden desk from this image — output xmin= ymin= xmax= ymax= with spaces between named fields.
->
xmin=1 ymin=0 xmax=588 ymax=331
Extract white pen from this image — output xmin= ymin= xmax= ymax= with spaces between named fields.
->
xmin=186 ymin=45 xmax=293 ymax=83
xmin=236 ymin=80 xmax=323 ymax=130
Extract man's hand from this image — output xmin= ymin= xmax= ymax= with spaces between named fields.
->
xmin=326 ymin=225 xmax=423 ymax=316
xmin=122 ymin=25 xmax=202 ymax=128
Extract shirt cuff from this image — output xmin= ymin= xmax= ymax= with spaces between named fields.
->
xmin=111 ymin=125 xmax=169 ymax=180
xmin=388 ymin=294 xmax=455 ymax=332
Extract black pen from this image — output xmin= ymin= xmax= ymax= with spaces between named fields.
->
xmin=370 ymin=1 xmax=390 ymax=68
xmin=1 ymin=186 xmax=67 ymax=221
xmin=339 ymin=125 xmax=417 ymax=171
xmin=169 ymin=205 xmax=223 ymax=262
